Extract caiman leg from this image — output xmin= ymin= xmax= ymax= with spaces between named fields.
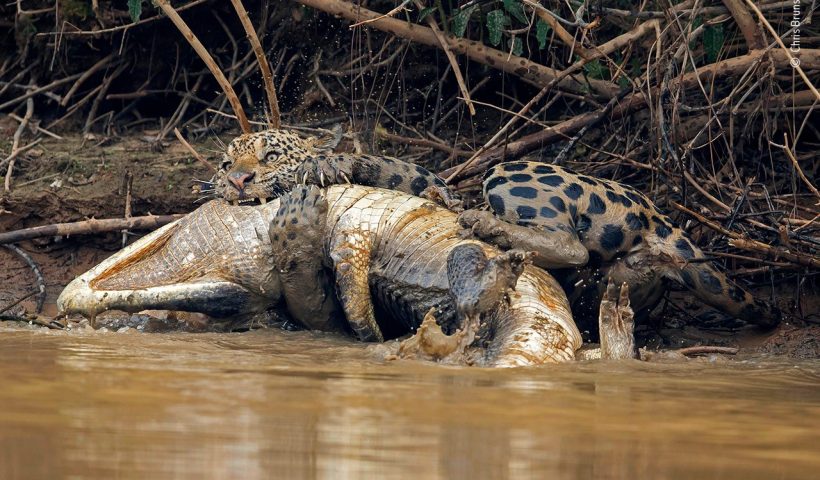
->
xmin=458 ymin=209 xmax=588 ymax=269
xmin=269 ymin=186 xmax=346 ymax=332
xmin=598 ymin=280 xmax=638 ymax=360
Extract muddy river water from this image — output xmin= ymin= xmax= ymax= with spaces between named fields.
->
xmin=1 ymin=326 xmax=818 ymax=479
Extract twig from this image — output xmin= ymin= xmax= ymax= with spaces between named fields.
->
xmin=376 ymin=129 xmax=471 ymax=157
xmin=777 ymin=134 xmax=820 ymax=203
xmin=60 ymin=53 xmax=113 ymax=106
xmin=671 ymin=202 xmax=820 ymax=269
xmin=349 ymin=0 xmax=412 ymax=28
xmin=173 ymin=128 xmax=217 ymax=174
xmin=4 ymin=98 xmax=35 ymax=192
xmin=0 ymin=72 xmax=83 ymax=111
xmin=0 ymin=290 xmax=38 ymax=316
xmin=522 ymin=0 xmax=593 ymax=59
xmin=414 ymin=0 xmax=475 ymax=115
xmin=154 ymin=0 xmax=252 ymax=133
xmin=229 ymin=0 xmax=281 ymax=128
xmin=1 ymin=245 xmax=46 ymax=313
xmin=0 ymin=313 xmax=64 ymax=329
xmin=676 ymin=346 xmax=739 ymax=356
xmin=7 ymin=113 xmax=62 ymax=139
xmin=121 ymin=171 xmax=133 ymax=248
xmin=441 ymin=90 xmax=624 ymax=181
xmin=0 ymin=215 xmax=185 ymax=245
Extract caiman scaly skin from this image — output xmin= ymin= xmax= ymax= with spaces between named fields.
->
xmin=58 ymin=185 xmax=581 ymax=367
xmin=58 ymin=201 xmax=282 ymax=319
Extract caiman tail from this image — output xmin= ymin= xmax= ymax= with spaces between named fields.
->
xmin=57 ymin=201 xmax=282 ymax=319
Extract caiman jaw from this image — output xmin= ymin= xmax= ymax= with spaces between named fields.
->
xmin=57 ymin=200 xmax=283 ymax=322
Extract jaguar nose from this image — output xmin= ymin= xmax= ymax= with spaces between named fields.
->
xmin=228 ymin=171 xmax=255 ymax=192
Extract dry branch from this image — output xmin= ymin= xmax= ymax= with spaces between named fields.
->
xmin=721 ymin=0 xmax=764 ymax=50
xmin=742 ymin=0 xmax=820 ymax=101
xmin=154 ymin=0 xmax=252 ymax=133
xmin=2 ymin=245 xmax=46 ymax=313
xmin=3 ymin=98 xmax=35 ymax=192
xmin=671 ymin=202 xmax=820 ymax=270
xmin=414 ymin=0 xmax=475 ymax=116
xmin=442 ymin=91 xmax=623 ymax=182
xmin=613 ymin=49 xmax=820 ymax=118
xmin=522 ymin=0 xmax=593 ymax=59
xmin=173 ymin=128 xmax=217 ymax=174
xmin=294 ymin=0 xmax=619 ymax=98
xmin=229 ymin=0 xmax=281 ymax=128
xmin=0 ymin=215 xmax=184 ymax=245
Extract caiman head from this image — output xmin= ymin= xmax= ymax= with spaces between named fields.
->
xmin=57 ymin=200 xmax=284 ymax=320
xmin=211 ymin=129 xmax=340 ymax=204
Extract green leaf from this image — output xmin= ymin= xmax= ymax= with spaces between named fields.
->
xmin=508 ymin=36 xmax=523 ymax=56
xmin=583 ymin=59 xmax=607 ymax=80
xmin=535 ymin=20 xmax=551 ymax=49
xmin=486 ymin=9 xmax=508 ymax=47
xmin=503 ymin=0 xmax=528 ymax=24
xmin=689 ymin=16 xmax=703 ymax=50
xmin=703 ymin=24 xmax=724 ymax=63
xmin=452 ymin=5 xmax=478 ymax=38
xmin=128 ymin=0 xmax=143 ymax=23
xmin=418 ymin=6 xmax=435 ymax=23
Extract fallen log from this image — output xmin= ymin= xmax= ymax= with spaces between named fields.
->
xmin=0 ymin=215 xmax=184 ymax=245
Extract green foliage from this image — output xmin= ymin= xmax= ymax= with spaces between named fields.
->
xmin=535 ymin=20 xmax=550 ymax=49
xmin=486 ymin=9 xmax=508 ymax=47
xmin=583 ymin=59 xmax=607 ymax=80
xmin=703 ymin=24 xmax=724 ymax=63
xmin=128 ymin=0 xmax=144 ymax=23
xmin=418 ymin=6 xmax=435 ymax=23
xmin=508 ymin=36 xmax=523 ymax=56
xmin=452 ymin=4 xmax=478 ymax=38
xmin=689 ymin=16 xmax=703 ymax=50
xmin=503 ymin=0 xmax=528 ymax=24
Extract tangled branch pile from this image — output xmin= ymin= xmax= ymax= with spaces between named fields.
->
xmin=0 ymin=0 xmax=818 ymax=315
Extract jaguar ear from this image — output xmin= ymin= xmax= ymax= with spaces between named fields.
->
xmin=313 ymin=124 xmax=344 ymax=152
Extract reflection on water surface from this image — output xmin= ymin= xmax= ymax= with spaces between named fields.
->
xmin=1 ymin=327 xmax=818 ymax=479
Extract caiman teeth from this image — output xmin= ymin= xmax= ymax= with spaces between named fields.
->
xmin=232 ymin=200 xmax=239 ymax=206
xmin=259 ymin=198 xmax=267 ymax=205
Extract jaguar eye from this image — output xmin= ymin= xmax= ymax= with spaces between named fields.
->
xmin=265 ymin=152 xmax=278 ymax=162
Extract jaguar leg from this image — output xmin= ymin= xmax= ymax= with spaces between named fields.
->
xmin=269 ymin=186 xmax=346 ymax=332
xmin=458 ymin=209 xmax=588 ymax=269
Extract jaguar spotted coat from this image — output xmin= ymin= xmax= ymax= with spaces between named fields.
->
xmin=212 ymin=129 xmax=781 ymax=331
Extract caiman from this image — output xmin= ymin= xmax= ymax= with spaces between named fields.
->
xmin=58 ymin=185 xmax=581 ymax=367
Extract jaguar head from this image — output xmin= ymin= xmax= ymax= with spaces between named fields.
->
xmin=213 ymin=129 xmax=319 ymax=204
